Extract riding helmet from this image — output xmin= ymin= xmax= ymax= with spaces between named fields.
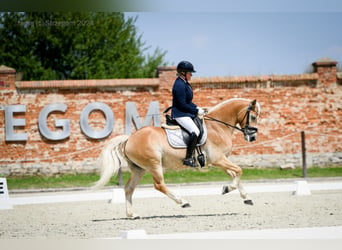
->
xmin=177 ymin=61 xmax=196 ymax=73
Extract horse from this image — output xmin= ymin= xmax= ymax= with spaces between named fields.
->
xmin=94 ymin=98 xmax=261 ymax=219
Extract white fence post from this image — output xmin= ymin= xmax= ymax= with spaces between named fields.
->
xmin=110 ymin=188 xmax=125 ymax=204
xmin=119 ymin=230 xmax=147 ymax=239
xmin=293 ymin=180 xmax=311 ymax=196
xmin=0 ymin=178 xmax=13 ymax=209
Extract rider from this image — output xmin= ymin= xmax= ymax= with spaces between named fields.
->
xmin=171 ymin=60 xmax=205 ymax=168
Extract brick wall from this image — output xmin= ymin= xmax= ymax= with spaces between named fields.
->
xmin=0 ymin=58 xmax=341 ymax=176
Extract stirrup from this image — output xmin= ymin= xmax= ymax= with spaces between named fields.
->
xmin=183 ymin=157 xmax=196 ymax=168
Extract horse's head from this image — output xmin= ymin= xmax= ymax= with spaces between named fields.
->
xmin=237 ymin=99 xmax=261 ymax=142
xmin=206 ymin=98 xmax=261 ymax=142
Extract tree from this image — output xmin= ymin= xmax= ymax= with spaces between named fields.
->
xmin=0 ymin=12 xmax=167 ymax=80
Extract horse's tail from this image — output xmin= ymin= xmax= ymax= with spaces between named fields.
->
xmin=92 ymin=134 xmax=129 ymax=189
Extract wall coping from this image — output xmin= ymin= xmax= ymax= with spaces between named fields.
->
xmin=3 ymin=57 xmax=339 ymax=90
xmin=191 ymin=73 xmax=318 ymax=84
xmin=312 ymin=57 xmax=338 ymax=67
xmin=157 ymin=66 xmax=177 ymax=72
xmin=15 ymin=78 xmax=160 ymax=89
xmin=14 ymin=73 xmax=320 ymax=90
xmin=0 ymin=65 xmax=16 ymax=74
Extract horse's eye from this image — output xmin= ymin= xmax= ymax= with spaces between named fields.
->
xmin=250 ymin=115 xmax=256 ymax=122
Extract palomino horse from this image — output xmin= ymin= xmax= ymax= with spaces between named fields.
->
xmin=94 ymin=98 xmax=261 ymax=219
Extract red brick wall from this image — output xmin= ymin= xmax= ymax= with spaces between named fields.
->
xmin=0 ymin=58 xmax=341 ymax=175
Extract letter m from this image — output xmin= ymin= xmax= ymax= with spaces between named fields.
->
xmin=125 ymin=101 xmax=160 ymax=135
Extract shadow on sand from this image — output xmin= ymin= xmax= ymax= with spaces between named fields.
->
xmin=92 ymin=212 xmax=239 ymax=222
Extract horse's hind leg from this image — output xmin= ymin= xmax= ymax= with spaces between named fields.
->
xmin=124 ymin=164 xmax=145 ymax=219
xmin=151 ymin=167 xmax=190 ymax=208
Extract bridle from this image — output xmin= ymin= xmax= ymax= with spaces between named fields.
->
xmin=204 ymin=103 xmax=258 ymax=141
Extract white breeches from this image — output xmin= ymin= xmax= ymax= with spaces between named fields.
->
xmin=174 ymin=117 xmax=200 ymax=136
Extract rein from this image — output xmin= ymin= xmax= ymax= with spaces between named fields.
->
xmin=204 ymin=115 xmax=244 ymax=132
xmin=204 ymin=103 xmax=258 ymax=136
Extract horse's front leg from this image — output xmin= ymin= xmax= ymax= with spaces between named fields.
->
xmin=214 ymin=157 xmax=253 ymax=205
xmin=223 ymin=174 xmax=253 ymax=205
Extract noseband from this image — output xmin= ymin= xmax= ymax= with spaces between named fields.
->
xmin=205 ymin=103 xmax=258 ymax=140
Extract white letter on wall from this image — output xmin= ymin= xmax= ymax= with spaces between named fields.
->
xmin=125 ymin=101 xmax=160 ymax=135
xmin=5 ymin=105 xmax=28 ymax=141
xmin=38 ymin=103 xmax=70 ymax=140
xmin=80 ymin=102 xmax=114 ymax=139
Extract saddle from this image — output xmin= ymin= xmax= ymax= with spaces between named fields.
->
xmin=162 ymin=108 xmax=207 ymax=167
xmin=163 ymin=114 xmax=206 ymax=146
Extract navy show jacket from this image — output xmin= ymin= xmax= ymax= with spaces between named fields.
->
xmin=171 ymin=77 xmax=198 ymax=118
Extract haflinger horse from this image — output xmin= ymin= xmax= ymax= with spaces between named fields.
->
xmin=93 ymin=98 xmax=261 ymax=219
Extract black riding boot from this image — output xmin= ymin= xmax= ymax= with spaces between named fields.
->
xmin=183 ymin=132 xmax=198 ymax=168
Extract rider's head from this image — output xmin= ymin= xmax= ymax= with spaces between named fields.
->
xmin=177 ymin=61 xmax=196 ymax=81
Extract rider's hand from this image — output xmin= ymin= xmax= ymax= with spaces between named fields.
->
xmin=197 ymin=107 xmax=205 ymax=116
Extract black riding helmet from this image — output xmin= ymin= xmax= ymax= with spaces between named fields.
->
xmin=177 ymin=61 xmax=196 ymax=73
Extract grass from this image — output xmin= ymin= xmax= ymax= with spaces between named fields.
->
xmin=5 ymin=166 xmax=342 ymax=190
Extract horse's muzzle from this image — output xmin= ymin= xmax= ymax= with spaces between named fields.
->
xmin=242 ymin=126 xmax=258 ymax=142
xmin=244 ymin=133 xmax=257 ymax=142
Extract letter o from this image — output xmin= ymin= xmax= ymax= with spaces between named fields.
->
xmin=80 ymin=102 xmax=114 ymax=139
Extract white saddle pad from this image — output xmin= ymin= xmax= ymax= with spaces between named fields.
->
xmin=164 ymin=124 xmax=207 ymax=148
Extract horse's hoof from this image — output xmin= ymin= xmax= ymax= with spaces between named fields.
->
xmin=222 ymin=185 xmax=229 ymax=195
xmin=181 ymin=203 xmax=191 ymax=208
xmin=244 ymin=200 xmax=254 ymax=205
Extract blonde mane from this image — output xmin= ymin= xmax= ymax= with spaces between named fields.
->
xmin=209 ymin=98 xmax=250 ymax=112
xmin=209 ymin=98 xmax=261 ymax=117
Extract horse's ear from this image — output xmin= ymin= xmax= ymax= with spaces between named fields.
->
xmin=251 ymin=99 xmax=257 ymax=106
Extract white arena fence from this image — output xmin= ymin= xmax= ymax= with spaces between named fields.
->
xmin=112 ymin=226 xmax=342 ymax=239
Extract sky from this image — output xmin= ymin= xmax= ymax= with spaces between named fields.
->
xmin=125 ymin=11 xmax=342 ymax=77
xmin=2 ymin=0 xmax=341 ymax=78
